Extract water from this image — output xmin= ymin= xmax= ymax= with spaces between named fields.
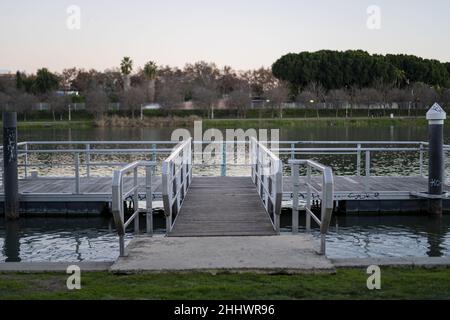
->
xmin=1 ymin=214 xmax=449 ymax=262
xmin=0 ymin=124 xmax=449 ymax=261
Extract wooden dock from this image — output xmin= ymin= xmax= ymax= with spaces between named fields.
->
xmin=1 ymin=175 xmax=449 ymax=215
xmin=169 ymin=177 xmax=276 ymax=237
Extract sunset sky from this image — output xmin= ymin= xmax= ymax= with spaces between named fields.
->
xmin=1 ymin=0 xmax=449 ymax=73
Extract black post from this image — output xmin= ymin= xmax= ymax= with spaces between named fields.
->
xmin=426 ymin=103 xmax=446 ymax=216
xmin=2 ymin=112 xmax=19 ymax=220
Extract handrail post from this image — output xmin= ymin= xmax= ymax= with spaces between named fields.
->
xmin=419 ymin=143 xmax=424 ymax=177
xmin=320 ymin=167 xmax=335 ymax=255
xmin=146 ymin=165 xmax=153 ymax=235
xmin=356 ymin=143 xmax=362 ymax=176
xmin=292 ymin=163 xmax=300 ymax=234
xmin=221 ymin=142 xmax=227 ymax=177
xmin=74 ymin=153 xmax=80 ymax=194
xmin=291 ymin=143 xmax=295 ymax=160
xmin=24 ymin=143 xmax=28 ymax=179
xmin=152 ymin=143 xmax=157 ymax=174
xmin=133 ymin=167 xmax=139 ymax=234
xmin=306 ymin=165 xmax=312 ymax=232
xmin=162 ymin=160 xmax=172 ymax=235
xmin=274 ymin=159 xmax=283 ymax=234
xmin=86 ymin=143 xmax=91 ymax=178
xmin=365 ymin=150 xmax=371 ymax=190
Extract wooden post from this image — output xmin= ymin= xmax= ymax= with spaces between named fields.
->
xmin=2 ymin=112 xmax=19 ymax=220
xmin=426 ymin=103 xmax=446 ymax=216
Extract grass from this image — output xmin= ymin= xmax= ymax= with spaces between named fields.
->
xmin=0 ymin=267 xmax=449 ymax=300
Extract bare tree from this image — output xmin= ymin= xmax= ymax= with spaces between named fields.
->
xmin=411 ymin=82 xmax=438 ymax=115
xmin=15 ymin=92 xmax=37 ymax=121
xmin=355 ymin=88 xmax=382 ymax=117
xmin=327 ymin=89 xmax=349 ymax=117
xmin=442 ymin=89 xmax=450 ymax=109
xmin=192 ymin=85 xmax=218 ymax=118
xmin=85 ymin=88 xmax=109 ymax=120
xmin=266 ymin=83 xmax=289 ymax=118
xmin=228 ymin=89 xmax=251 ymax=118
xmin=121 ymin=86 xmax=146 ymax=119
xmin=48 ymin=93 xmax=70 ymax=121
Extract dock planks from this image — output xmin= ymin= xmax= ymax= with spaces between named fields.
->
xmin=169 ymin=177 xmax=276 ymax=237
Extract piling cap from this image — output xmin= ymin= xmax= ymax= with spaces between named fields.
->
xmin=426 ymin=103 xmax=447 ymax=121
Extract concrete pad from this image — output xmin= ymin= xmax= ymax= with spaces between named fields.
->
xmin=110 ymin=235 xmax=335 ymax=274
xmin=0 ymin=262 xmax=113 ymax=273
xmin=332 ymin=257 xmax=450 ymax=268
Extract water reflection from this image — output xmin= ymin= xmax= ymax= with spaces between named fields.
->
xmin=280 ymin=213 xmax=450 ymax=258
xmin=0 ymin=214 xmax=448 ymax=262
xmin=4 ymin=221 xmax=21 ymax=262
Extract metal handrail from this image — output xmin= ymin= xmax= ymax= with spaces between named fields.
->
xmin=290 ymin=159 xmax=334 ymax=255
xmin=250 ymin=137 xmax=283 ymax=233
xmin=112 ymin=160 xmax=156 ymax=257
xmin=162 ymin=138 xmax=193 ymax=234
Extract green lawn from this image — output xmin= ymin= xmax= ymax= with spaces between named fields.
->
xmin=1 ymin=268 xmax=449 ymax=300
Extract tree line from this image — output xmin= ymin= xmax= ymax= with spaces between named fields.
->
xmin=272 ymin=50 xmax=450 ymax=94
xmin=0 ymin=51 xmax=449 ymax=121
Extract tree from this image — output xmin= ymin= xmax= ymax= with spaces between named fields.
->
xmin=120 ymin=57 xmax=133 ymax=91
xmin=60 ymin=68 xmax=79 ymax=91
xmin=266 ymin=83 xmax=289 ymax=118
xmin=306 ymin=82 xmax=326 ymax=118
xmin=355 ymin=88 xmax=382 ymax=117
xmin=157 ymin=77 xmax=184 ymax=115
xmin=14 ymin=92 xmax=37 ymax=121
xmin=192 ymin=85 xmax=218 ymax=118
xmin=228 ymin=89 xmax=251 ymax=118
xmin=86 ymin=87 xmax=109 ymax=120
xmin=48 ymin=92 xmax=70 ymax=121
xmin=272 ymin=50 xmax=449 ymax=92
xmin=34 ymin=68 xmax=59 ymax=94
xmin=144 ymin=61 xmax=158 ymax=102
xmin=411 ymin=82 xmax=438 ymax=114
xmin=0 ymin=92 xmax=12 ymax=111
xmin=327 ymin=89 xmax=349 ymax=117
xmin=121 ymin=86 xmax=146 ymax=119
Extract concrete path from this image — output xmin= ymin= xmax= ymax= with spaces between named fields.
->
xmin=110 ymin=235 xmax=335 ymax=274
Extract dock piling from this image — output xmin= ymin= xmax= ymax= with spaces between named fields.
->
xmin=2 ymin=112 xmax=20 ymax=220
xmin=426 ymin=103 xmax=447 ymax=216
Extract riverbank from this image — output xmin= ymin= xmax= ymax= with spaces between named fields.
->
xmin=12 ymin=116 xmax=428 ymax=130
xmin=0 ymin=267 xmax=449 ymax=299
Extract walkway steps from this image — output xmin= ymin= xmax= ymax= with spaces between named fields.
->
xmin=169 ymin=177 xmax=276 ymax=237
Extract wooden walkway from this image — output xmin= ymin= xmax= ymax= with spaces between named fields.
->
xmin=0 ymin=177 xmax=163 ymax=202
xmin=169 ymin=177 xmax=276 ymax=237
xmin=1 ymin=175 xmax=449 ymax=201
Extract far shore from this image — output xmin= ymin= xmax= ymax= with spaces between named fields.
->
xmin=6 ymin=115 xmax=429 ymax=130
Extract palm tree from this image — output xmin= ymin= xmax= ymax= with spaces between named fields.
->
xmin=120 ymin=57 xmax=133 ymax=91
xmin=144 ymin=61 xmax=158 ymax=102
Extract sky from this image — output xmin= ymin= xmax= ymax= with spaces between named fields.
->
xmin=1 ymin=0 xmax=449 ymax=73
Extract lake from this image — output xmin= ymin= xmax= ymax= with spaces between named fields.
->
xmin=1 ymin=123 xmax=450 ymax=262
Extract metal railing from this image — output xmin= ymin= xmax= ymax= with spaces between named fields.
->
xmin=277 ymin=141 xmax=450 ymax=179
xmin=250 ymin=137 xmax=283 ymax=233
xmin=162 ymin=138 xmax=193 ymax=234
xmin=3 ymin=141 xmax=179 ymax=194
xmin=290 ymin=159 xmax=334 ymax=255
xmin=112 ymin=161 xmax=156 ymax=257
